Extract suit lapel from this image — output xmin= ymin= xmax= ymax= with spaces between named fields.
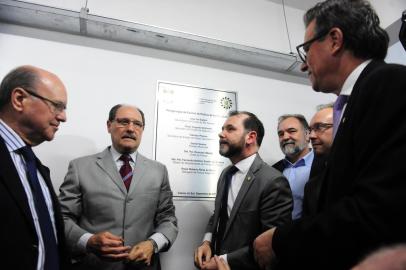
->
xmin=0 ymin=137 xmax=36 ymax=234
xmin=224 ymin=155 xmax=262 ymax=237
xmin=96 ymin=148 xmax=127 ymax=195
xmin=128 ymin=153 xmax=148 ymax=194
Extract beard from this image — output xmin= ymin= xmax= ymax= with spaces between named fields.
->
xmin=219 ymin=138 xmax=245 ymax=158
xmin=281 ymin=139 xmax=307 ymax=158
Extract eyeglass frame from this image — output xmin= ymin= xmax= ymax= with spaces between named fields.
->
xmin=296 ymin=28 xmax=331 ymax=63
xmin=113 ymin=117 xmax=144 ymax=129
xmin=309 ymin=122 xmax=333 ymax=133
xmin=22 ymin=87 xmax=66 ymax=114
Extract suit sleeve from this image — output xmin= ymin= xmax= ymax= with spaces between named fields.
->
xmin=228 ymin=174 xmax=293 ymax=270
xmin=153 ymin=165 xmax=178 ymax=251
xmin=58 ymin=160 xmax=90 ymax=254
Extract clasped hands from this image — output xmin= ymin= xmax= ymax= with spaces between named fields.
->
xmin=194 ymin=241 xmax=230 ymax=270
xmin=87 ymin=231 xmax=155 ymax=265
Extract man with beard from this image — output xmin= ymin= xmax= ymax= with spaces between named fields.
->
xmin=272 ymin=114 xmax=313 ymax=219
xmin=59 ymin=104 xmax=178 ymax=270
xmin=194 ymin=111 xmax=292 ymax=270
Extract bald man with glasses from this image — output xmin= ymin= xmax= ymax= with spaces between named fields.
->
xmin=302 ymin=103 xmax=333 ymax=217
xmin=0 ymin=65 xmax=69 ymax=270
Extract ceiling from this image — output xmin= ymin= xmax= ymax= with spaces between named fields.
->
xmin=267 ymin=0 xmax=320 ymax=11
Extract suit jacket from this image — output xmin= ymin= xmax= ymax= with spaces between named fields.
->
xmin=273 ymin=61 xmax=406 ymax=270
xmin=207 ymin=154 xmax=292 ymax=270
xmin=302 ymin=155 xmax=328 ymax=217
xmin=0 ymin=137 xmax=68 ymax=270
xmin=59 ymin=147 xmax=178 ymax=270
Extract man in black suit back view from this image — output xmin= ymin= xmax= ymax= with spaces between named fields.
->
xmin=253 ymin=1 xmax=406 ymax=270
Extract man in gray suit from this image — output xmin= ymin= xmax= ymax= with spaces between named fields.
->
xmin=194 ymin=111 xmax=292 ymax=270
xmin=59 ymin=104 xmax=178 ymax=270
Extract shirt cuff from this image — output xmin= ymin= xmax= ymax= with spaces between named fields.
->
xmin=78 ymin=233 xmax=93 ymax=252
xmin=220 ymin=254 xmax=228 ymax=263
xmin=203 ymin=232 xmax=212 ymax=243
xmin=149 ymin=233 xmax=169 ymax=253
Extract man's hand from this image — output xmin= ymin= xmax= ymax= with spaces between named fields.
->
xmin=201 ymin=256 xmax=218 ymax=270
xmin=87 ymin=231 xmax=131 ymax=261
xmin=214 ymin=255 xmax=230 ymax=270
xmin=194 ymin=241 xmax=212 ymax=269
xmin=253 ymin=227 xmax=276 ymax=269
xmin=127 ymin=240 xmax=155 ymax=266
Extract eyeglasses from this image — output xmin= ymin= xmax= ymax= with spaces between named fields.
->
xmin=113 ymin=118 xmax=144 ymax=129
xmin=296 ymin=29 xmax=330 ymax=63
xmin=309 ymin=123 xmax=333 ymax=133
xmin=23 ymin=88 xmax=66 ymax=114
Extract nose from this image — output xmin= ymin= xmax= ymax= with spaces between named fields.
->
xmin=309 ymin=129 xmax=317 ymax=139
xmin=300 ymin=61 xmax=308 ymax=72
xmin=56 ymin=110 xmax=67 ymax=122
xmin=219 ymin=130 xmax=225 ymax=138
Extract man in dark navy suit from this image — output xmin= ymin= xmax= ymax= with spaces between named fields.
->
xmin=0 ymin=65 xmax=68 ymax=270
xmin=254 ymin=1 xmax=406 ymax=270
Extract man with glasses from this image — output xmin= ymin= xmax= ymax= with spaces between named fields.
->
xmin=0 ymin=65 xmax=68 ymax=270
xmin=59 ymin=104 xmax=178 ymax=270
xmin=253 ymin=0 xmax=406 ymax=269
xmin=302 ymin=103 xmax=333 ymax=217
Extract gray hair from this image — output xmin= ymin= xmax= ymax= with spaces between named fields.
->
xmin=316 ymin=102 xmax=334 ymax=111
xmin=278 ymin=114 xmax=309 ymax=131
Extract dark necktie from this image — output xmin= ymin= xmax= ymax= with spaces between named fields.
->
xmin=19 ymin=146 xmax=59 ymax=270
xmin=215 ymin=165 xmax=238 ymax=255
xmin=119 ymin=154 xmax=133 ymax=191
xmin=333 ymin=95 xmax=349 ymax=138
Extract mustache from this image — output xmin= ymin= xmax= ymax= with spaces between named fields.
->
xmin=122 ymin=134 xmax=136 ymax=140
xmin=282 ymin=140 xmax=295 ymax=147
xmin=219 ymin=139 xmax=229 ymax=145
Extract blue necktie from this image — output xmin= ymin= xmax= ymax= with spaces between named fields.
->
xmin=19 ymin=146 xmax=59 ymax=270
xmin=215 ymin=165 xmax=238 ymax=255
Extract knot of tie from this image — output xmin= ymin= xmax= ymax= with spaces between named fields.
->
xmin=227 ymin=165 xmax=239 ymax=177
xmin=119 ymin=154 xmax=132 ymax=163
xmin=19 ymin=145 xmax=36 ymax=162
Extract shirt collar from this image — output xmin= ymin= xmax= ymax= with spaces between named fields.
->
xmin=234 ymin=153 xmax=257 ymax=174
xmin=283 ymin=149 xmax=314 ymax=168
xmin=340 ymin=59 xmax=372 ymax=96
xmin=0 ymin=118 xmax=27 ymax=152
xmin=110 ymin=145 xmax=137 ymax=163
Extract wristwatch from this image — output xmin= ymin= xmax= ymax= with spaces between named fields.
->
xmin=148 ymin=238 xmax=158 ymax=253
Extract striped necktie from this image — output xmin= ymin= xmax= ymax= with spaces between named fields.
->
xmin=119 ymin=154 xmax=133 ymax=191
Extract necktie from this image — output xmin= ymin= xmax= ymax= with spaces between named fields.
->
xmin=19 ymin=146 xmax=59 ymax=270
xmin=215 ymin=165 xmax=239 ymax=255
xmin=119 ymin=154 xmax=133 ymax=191
xmin=333 ymin=95 xmax=349 ymax=138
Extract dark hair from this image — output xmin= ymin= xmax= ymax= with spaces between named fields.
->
xmin=0 ymin=66 xmax=38 ymax=110
xmin=304 ymin=0 xmax=389 ymax=60
xmin=108 ymin=104 xmax=145 ymax=127
xmin=229 ymin=111 xmax=265 ymax=147
xmin=278 ymin=114 xmax=310 ymax=131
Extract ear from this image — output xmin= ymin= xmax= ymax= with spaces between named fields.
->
xmin=328 ymin=27 xmax=344 ymax=55
xmin=246 ymin=130 xmax=257 ymax=146
xmin=107 ymin=120 xmax=112 ymax=134
xmin=10 ymin=87 xmax=29 ymax=112
xmin=305 ymin=129 xmax=311 ymax=143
